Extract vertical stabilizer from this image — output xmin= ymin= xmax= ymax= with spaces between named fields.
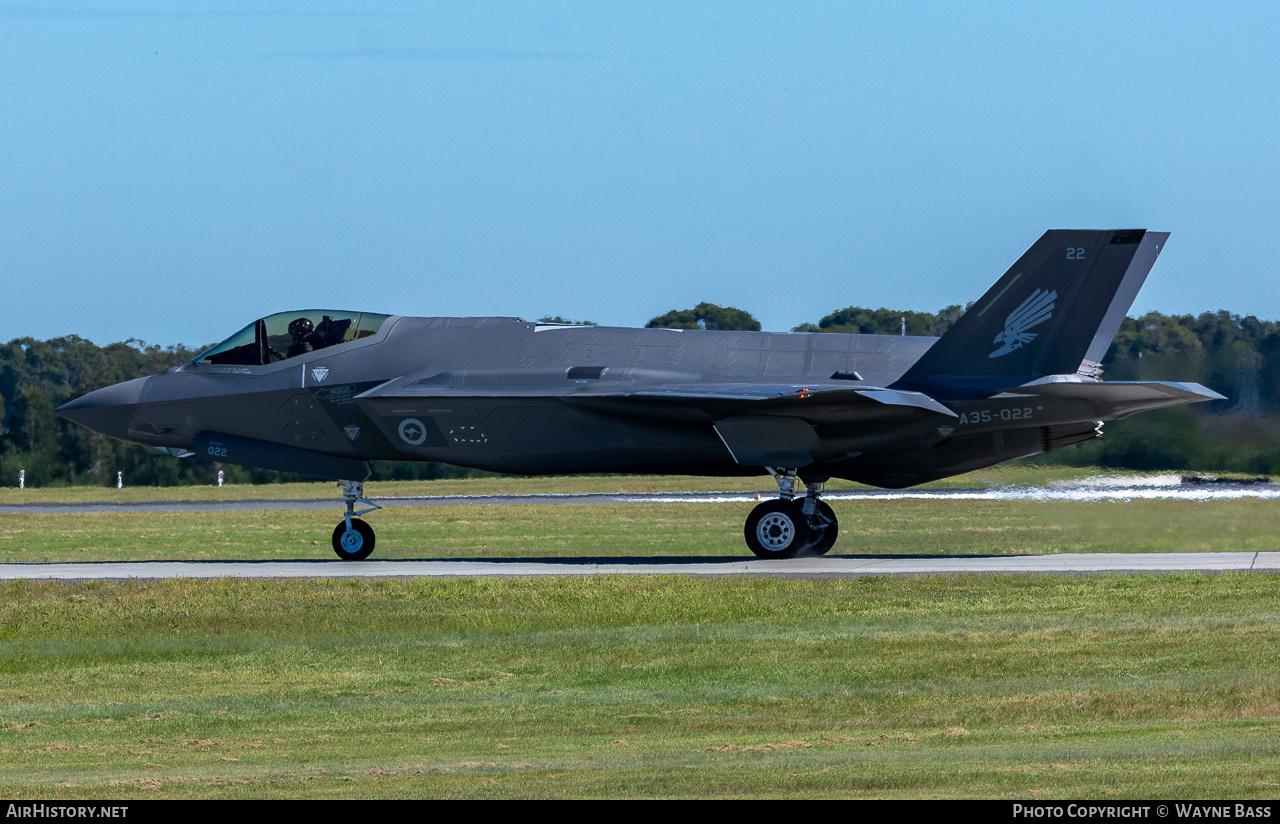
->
xmin=893 ymin=230 xmax=1168 ymax=397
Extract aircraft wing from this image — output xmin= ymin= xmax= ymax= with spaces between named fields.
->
xmin=613 ymin=383 xmax=957 ymax=416
xmin=355 ymin=372 xmax=957 ymax=420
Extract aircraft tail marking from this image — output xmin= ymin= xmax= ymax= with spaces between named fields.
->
xmin=990 ymin=287 xmax=1057 ymax=358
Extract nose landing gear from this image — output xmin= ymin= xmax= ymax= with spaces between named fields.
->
xmin=332 ymin=479 xmax=382 ymax=560
xmin=743 ymin=469 xmax=839 ymax=559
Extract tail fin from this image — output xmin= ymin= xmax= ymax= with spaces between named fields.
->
xmin=893 ymin=229 xmax=1168 ymax=398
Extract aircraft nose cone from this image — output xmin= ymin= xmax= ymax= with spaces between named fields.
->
xmin=55 ymin=377 xmax=150 ymax=439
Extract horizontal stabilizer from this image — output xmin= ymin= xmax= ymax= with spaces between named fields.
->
xmin=1000 ymin=378 xmax=1225 ymax=419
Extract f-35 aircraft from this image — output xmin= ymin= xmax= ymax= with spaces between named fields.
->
xmin=57 ymin=230 xmax=1223 ymax=560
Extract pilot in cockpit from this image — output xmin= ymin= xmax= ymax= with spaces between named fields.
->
xmin=287 ymin=317 xmax=316 ymax=357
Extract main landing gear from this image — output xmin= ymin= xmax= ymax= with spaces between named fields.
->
xmin=332 ymin=480 xmax=382 ymax=560
xmin=743 ymin=469 xmax=839 ymax=559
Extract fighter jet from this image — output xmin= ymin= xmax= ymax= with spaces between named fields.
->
xmin=56 ymin=230 xmax=1223 ymax=560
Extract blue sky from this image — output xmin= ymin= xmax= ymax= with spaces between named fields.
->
xmin=3 ymin=1 xmax=1279 ymax=346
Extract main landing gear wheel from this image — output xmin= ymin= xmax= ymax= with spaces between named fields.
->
xmin=745 ymin=500 xmax=810 ymax=559
xmin=332 ymin=517 xmax=375 ymax=561
xmin=797 ymin=500 xmax=838 ymax=556
xmin=743 ymin=469 xmax=840 ymax=559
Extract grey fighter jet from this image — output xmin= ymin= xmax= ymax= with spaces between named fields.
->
xmin=57 ymin=230 xmax=1223 ymax=560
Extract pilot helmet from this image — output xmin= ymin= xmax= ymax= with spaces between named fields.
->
xmin=288 ymin=317 xmax=314 ymax=340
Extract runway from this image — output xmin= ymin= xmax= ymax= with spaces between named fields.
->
xmin=4 ymin=552 xmax=1278 ymax=581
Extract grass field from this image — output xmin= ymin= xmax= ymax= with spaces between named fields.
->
xmin=3 ymin=467 xmax=1279 ymax=798
xmin=1 ymin=497 xmax=1276 ymax=563
xmin=0 ymin=463 xmax=1201 ymax=505
xmin=2 ymin=574 xmax=1280 ymax=798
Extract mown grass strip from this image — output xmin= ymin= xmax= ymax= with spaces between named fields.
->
xmin=2 ymin=497 xmax=1277 ymax=562
xmin=0 ymin=464 xmax=1199 ymax=505
xmin=1 ymin=574 xmax=1279 ymax=798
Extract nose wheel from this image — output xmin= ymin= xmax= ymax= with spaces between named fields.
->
xmin=332 ymin=517 xmax=375 ymax=560
xmin=332 ymin=479 xmax=381 ymax=561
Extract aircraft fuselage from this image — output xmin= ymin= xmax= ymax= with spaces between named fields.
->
xmin=60 ymin=318 xmax=1142 ymax=488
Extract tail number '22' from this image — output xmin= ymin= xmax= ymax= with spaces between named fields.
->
xmin=959 ymin=407 xmax=1034 ymax=425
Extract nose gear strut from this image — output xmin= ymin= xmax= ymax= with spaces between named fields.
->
xmin=331 ymin=479 xmax=382 ymax=560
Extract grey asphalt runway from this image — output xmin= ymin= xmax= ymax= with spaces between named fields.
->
xmin=3 ymin=552 xmax=1278 ymax=581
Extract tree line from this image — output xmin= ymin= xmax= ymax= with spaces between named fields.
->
xmin=2 ymin=303 xmax=1277 ymax=487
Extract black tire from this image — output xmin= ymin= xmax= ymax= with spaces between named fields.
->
xmin=744 ymin=500 xmax=810 ymax=559
xmin=795 ymin=500 xmax=839 ymax=556
xmin=332 ymin=517 xmax=376 ymax=561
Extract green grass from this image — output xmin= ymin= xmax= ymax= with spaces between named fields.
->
xmin=2 ymin=574 xmax=1280 ymax=798
xmin=0 ymin=463 xmax=1192 ymax=505
xmin=2 ymin=497 xmax=1276 ymax=562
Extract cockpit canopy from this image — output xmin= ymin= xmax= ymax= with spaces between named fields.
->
xmin=195 ymin=310 xmax=391 ymax=366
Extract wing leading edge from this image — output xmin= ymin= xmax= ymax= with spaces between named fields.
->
xmin=355 ymin=375 xmax=958 ymax=421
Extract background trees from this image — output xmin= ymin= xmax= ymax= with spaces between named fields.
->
xmin=792 ymin=304 xmax=969 ymax=337
xmin=646 ymin=302 xmax=761 ymax=332
xmin=0 ymin=337 xmax=203 ymax=487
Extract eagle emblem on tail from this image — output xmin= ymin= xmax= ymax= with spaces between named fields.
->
xmin=990 ymin=288 xmax=1057 ymax=358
